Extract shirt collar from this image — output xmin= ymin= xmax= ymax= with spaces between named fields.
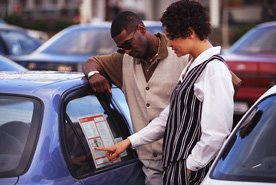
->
xmin=188 ymin=46 xmax=221 ymax=72
xmin=134 ymin=32 xmax=168 ymax=64
xmin=179 ymin=46 xmax=221 ymax=82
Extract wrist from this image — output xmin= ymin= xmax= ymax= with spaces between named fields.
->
xmin=87 ymin=71 xmax=99 ymax=79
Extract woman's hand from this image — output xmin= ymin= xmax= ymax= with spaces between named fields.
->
xmin=95 ymin=138 xmax=131 ymax=161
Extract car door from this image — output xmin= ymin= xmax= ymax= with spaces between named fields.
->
xmin=60 ymin=86 xmax=144 ymax=185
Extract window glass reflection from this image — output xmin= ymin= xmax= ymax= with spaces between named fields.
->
xmin=212 ymin=96 xmax=276 ymax=182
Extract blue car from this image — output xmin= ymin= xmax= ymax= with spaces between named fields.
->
xmin=0 ymin=55 xmax=27 ymax=71
xmin=0 ymin=71 xmax=144 ymax=185
xmin=0 ymin=23 xmax=42 ymax=57
xmin=11 ymin=21 xmax=162 ymax=72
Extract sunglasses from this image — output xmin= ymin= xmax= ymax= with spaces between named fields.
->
xmin=117 ymin=30 xmax=137 ymax=54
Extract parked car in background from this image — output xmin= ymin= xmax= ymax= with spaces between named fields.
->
xmin=0 ymin=19 xmax=6 ymax=24
xmin=0 ymin=71 xmax=143 ymax=185
xmin=0 ymin=55 xmax=27 ymax=71
xmin=223 ymin=21 xmax=276 ymax=123
xmin=0 ymin=23 xmax=42 ymax=57
xmin=11 ymin=21 xmax=163 ymax=72
xmin=25 ymin=29 xmax=49 ymax=43
xmin=201 ymin=84 xmax=276 ymax=185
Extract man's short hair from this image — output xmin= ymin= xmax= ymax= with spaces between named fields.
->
xmin=111 ymin=11 xmax=143 ymax=38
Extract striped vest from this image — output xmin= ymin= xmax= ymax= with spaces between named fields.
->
xmin=163 ymin=55 xmax=219 ymax=168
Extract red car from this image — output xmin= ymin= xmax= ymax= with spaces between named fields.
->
xmin=223 ymin=21 xmax=276 ymax=124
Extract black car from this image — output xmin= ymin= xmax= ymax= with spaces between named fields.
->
xmin=12 ymin=21 xmax=163 ymax=72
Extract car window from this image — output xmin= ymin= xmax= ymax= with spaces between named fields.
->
xmin=43 ymin=27 xmax=117 ymax=55
xmin=0 ymin=39 xmax=8 ymax=55
xmin=62 ymin=91 xmax=137 ymax=178
xmin=231 ymin=27 xmax=276 ymax=54
xmin=0 ymin=30 xmax=40 ymax=55
xmin=211 ymin=94 xmax=276 ymax=183
xmin=147 ymin=26 xmax=163 ymax=34
xmin=0 ymin=95 xmax=42 ymax=177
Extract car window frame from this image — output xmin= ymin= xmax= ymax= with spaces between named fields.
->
xmin=59 ymin=85 xmax=139 ymax=179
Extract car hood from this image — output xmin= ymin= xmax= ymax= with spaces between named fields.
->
xmin=11 ymin=52 xmax=92 ymax=64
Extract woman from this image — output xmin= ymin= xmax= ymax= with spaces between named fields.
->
xmin=96 ymin=1 xmax=234 ymax=184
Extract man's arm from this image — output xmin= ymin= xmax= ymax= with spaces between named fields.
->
xmin=83 ymin=57 xmax=102 ymax=76
xmin=83 ymin=53 xmax=124 ymax=93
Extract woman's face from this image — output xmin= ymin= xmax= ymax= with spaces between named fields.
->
xmin=164 ymin=27 xmax=193 ymax=57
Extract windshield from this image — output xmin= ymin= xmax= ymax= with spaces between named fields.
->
xmin=0 ymin=30 xmax=40 ymax=55
xmin=0 ymin=96 xmax=41 ymax=177
xmin=211 ymin=94 xmax=276 ymax=183
xmin=43 ymin=27 xmax=117 ymax=55
xmin=230 ymin=26 xmax=276 ymax=54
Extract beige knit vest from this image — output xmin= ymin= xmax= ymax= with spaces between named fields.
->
xmin=122 ymin=48 xmax=188 ymax=160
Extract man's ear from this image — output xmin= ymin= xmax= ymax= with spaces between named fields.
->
xmin=137 ymin=24 xmax=146 ymax=34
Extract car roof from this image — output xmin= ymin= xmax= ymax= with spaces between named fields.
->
xmin=256 ymin=21 xmax=276 ymax=28
xmin=34 ymin=20 xmax=162 ymax=55
xmin=66 ymin=20 xmax=162 ymax=30
xmin=89 ymin=20 xmax=162 ymax=26
xmin=0 ymin=71 xmax=86 ymax=97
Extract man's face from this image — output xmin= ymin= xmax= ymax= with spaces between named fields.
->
xmin=113 ymin=27 xmax=146 ymax=58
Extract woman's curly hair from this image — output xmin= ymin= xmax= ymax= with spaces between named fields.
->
xmin=160 ymin=0 xmax=211 ymax=40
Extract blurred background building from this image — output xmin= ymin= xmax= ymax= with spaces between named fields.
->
xmin=0 ymin=0 xmax=275 ymax=46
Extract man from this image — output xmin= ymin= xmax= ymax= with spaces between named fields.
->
xmin=83 ymin=11 xmax=188 ymax=185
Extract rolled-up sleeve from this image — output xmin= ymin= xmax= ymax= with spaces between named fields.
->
xmin=186 ymin=61 xmax=234 ymax=171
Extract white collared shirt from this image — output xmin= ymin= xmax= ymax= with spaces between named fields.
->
xmin=129 ymin=46 xmax=234 ymax=171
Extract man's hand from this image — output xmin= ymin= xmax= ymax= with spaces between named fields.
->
xmin=89 ymin=73 xmax=112 ymax=93
xmin=95 ymin=138 xmax=131 ymax=161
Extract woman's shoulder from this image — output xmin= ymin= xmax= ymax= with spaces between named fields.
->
xmin=206 ymin=58 xmax=230 ymax=76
